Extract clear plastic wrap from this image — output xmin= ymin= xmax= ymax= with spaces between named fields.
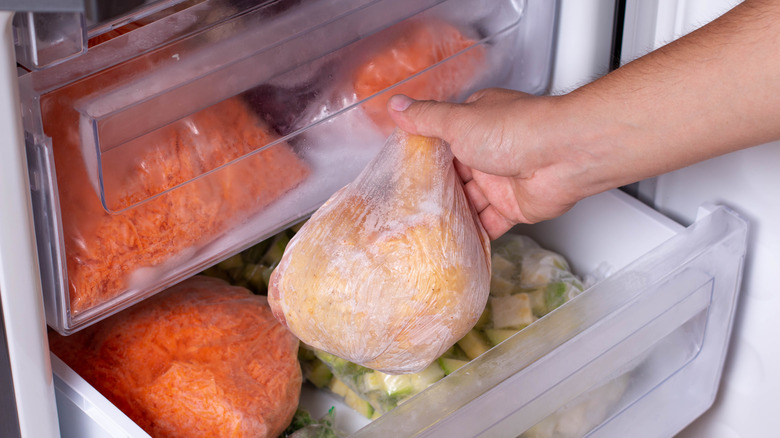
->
xmin=268 ymin=129 xmax=491 ymax=374
xmin=48 ymin=275 xmax=302 ymax=438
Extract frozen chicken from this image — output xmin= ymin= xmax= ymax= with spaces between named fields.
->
xmin=49 ymin=276 xmax=301 ymax=438
xmin=268 ymin=129 xmax=491 ymax=374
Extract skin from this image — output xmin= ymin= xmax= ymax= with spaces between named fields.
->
xmin=388 ymin=0 xmax=780 ymax=240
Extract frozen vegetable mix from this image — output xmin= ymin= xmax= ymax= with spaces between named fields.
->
xmin=268 ymin=129 xmax=491 ymax=374
xmin=48 ymin=276 xmax=302 ymax=438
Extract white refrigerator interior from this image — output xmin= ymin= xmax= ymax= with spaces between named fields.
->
xmin=0 ymin=0 xmax=768 ymax=436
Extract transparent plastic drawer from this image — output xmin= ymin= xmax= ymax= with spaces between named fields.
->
xmin=51 ymin=190 xmax=747 ymax=437
xmin=19 ymin=0 xmax=556 ymax=334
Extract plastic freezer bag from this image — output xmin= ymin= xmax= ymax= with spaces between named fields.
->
xmin=48 ymin=275 xmax=302 ymax=438
xmin=268 ymin=129 xmax=491 ymax=374
xmin=42 ymin=84 xmax=309 ymax=318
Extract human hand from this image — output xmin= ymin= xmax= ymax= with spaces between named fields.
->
xmin=387 ymin=88 xmax=589 ymax=240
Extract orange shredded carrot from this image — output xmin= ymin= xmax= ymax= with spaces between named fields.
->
xmin=41 ymin=67 xmax=309 ymax=316
xmin=49 ymin=276 xmax=302 ymax=438
xmin=353 ymin=19 xmax=486 ymax=132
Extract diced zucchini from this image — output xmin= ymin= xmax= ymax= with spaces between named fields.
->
xmin=439 ymin=344 xmax=469 ymax=361
xmin=491 ymin=253 xmax=516 ymax=278
xmin=217 ymin=253 xmax=244 ymax=271
xmin=490 ymin=293 xmax=537 ymax=329
xmin=382 ymin=374 xmax=415 ymax=397
xmin=307 ymin=359 xmax=334 ymax=388
xmin=291 ymin=220 xmax=307 ymax=233
xmin=362 ymin=372 xmax=385 ymax=392
xmin=544 ymin=282 xmax=569 ymax=313
xmin=328 ymin=378 xmax=350 ymax=398
xmin=457 ymin=329 xmax=491 ymax=360
xmin=261 ymin=265 xmax=275 ymax=288
xmin=200 ymin=266 xmax=230 ymax=281
xmin=242 ymin=263 xmax=266 ymax=290
xmin=261 ymin=233 xmax=290 ymax=266
xmin=484 ymin=328 xmax=520 ymax=346
xmin=474 ymin=304 xmax=491 ymax=329
xmin=410 ymin=363 xmax=445 ymax=392
xmin=490 ymin=275 xmax=515 ymax=296
xmin=344 ymin=388 xmax=375 ymax=419
xmin=438 ymin=357 xmax=469 ymax=375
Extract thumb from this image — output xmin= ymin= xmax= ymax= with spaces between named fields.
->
xmin=387 ymin=95 xmax=463 ymax=143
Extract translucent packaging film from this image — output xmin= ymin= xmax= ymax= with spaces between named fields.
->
xmin=49 ymin=275 xmax=301 ymax=438
xmin=269 ymin=130 xmax=491 ymax=374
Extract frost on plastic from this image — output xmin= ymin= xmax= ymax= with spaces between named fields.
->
xmin=268 ymin=129 xmax=491 ymax=374
xmin=48 ymin=276 xmax=302 ymax=438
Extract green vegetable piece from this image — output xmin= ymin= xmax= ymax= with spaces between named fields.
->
xmin=242 ymin=239 xmax=271 ymax=264
xmin=262 ymin=233 xmax=291 ymax=266
xmin=216 ymin=253 xmax=244 ymax=272
xmin=545 ymin=282 xmax=569 ymax=313
xmin=484 ymin=328 xmax=520 ymax=346
xmin=381 ymin=374 xmax=416 ymax=398
xmin=344 ymin=388 xmax=374 ymax=419
xmin=242 ymin=263 xmax=266 ymax=291
xmin=410 ymin=363 xmax=445 ymax=391
xmin=307 ymin=359 xmax=334 ymax=389
xmin=199 ymin=266 xmax=230 ymax=281
xmin=438 ymin=357 xmax=469 ymax=375
xmin=328 ymin=378 xmax=350 ymax=398
xmin=474 ymin=304 xmax=491 ymax=329
xmin=457 ymin=329 xmax=491 ymax=360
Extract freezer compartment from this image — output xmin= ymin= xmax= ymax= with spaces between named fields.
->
xmin=19 ymin=0 xmax=557 ymax=334
xmin=51 ymin=190 xmax=747 ymax=437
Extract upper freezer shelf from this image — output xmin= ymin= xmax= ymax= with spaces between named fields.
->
xmin=16 ymin=0 xmax=558 ymax=334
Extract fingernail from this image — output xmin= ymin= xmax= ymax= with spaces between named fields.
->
xmin=388 ymin=94 xmax=413 ymax=112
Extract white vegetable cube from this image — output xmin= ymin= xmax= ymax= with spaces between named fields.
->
xmin=491 ymin=253 xmax=517 ymax=278
xmin=490 ymin=293 xmax=537 ymax=329
xmin=490 ymin=275 xmax=516 ymax=296
xmin=520 ymin=250 xmax=570 ymax=286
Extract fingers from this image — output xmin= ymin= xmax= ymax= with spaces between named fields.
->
xmin=387 ymin=95 xmax=463 ymax=142
xmin=462 ymin=178 xmax=516 ymax=240
xmin=478 ymin=206 xmax=516 ymax=241
xmin=463 ymin=179 xmax=489 ymax=212
xmin=453 ymin=158 xmax=473 ymax=183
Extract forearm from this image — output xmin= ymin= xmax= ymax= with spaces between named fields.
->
xmin=555 ymin=0 xmax=780 ymax=197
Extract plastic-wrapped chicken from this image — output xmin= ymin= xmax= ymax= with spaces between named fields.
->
xmin=49 ymin=276 xmax=301 ymax=438
xmin=268 ymin=129 xmax=491 ymax=374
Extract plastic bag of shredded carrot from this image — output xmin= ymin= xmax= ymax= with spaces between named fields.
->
xmin=49 ymin=275 xmax=302 ymax=438
xmin=41 ymin=82 xmax=309 ymax=316
xmin=352 ymin=19 xmax=486 ymax=133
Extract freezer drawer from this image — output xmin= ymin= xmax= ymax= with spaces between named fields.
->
xmin=19 ymin=0 xmax=556 ymax=336
xmin=52 ymin=190 xmax=747 ymax=437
